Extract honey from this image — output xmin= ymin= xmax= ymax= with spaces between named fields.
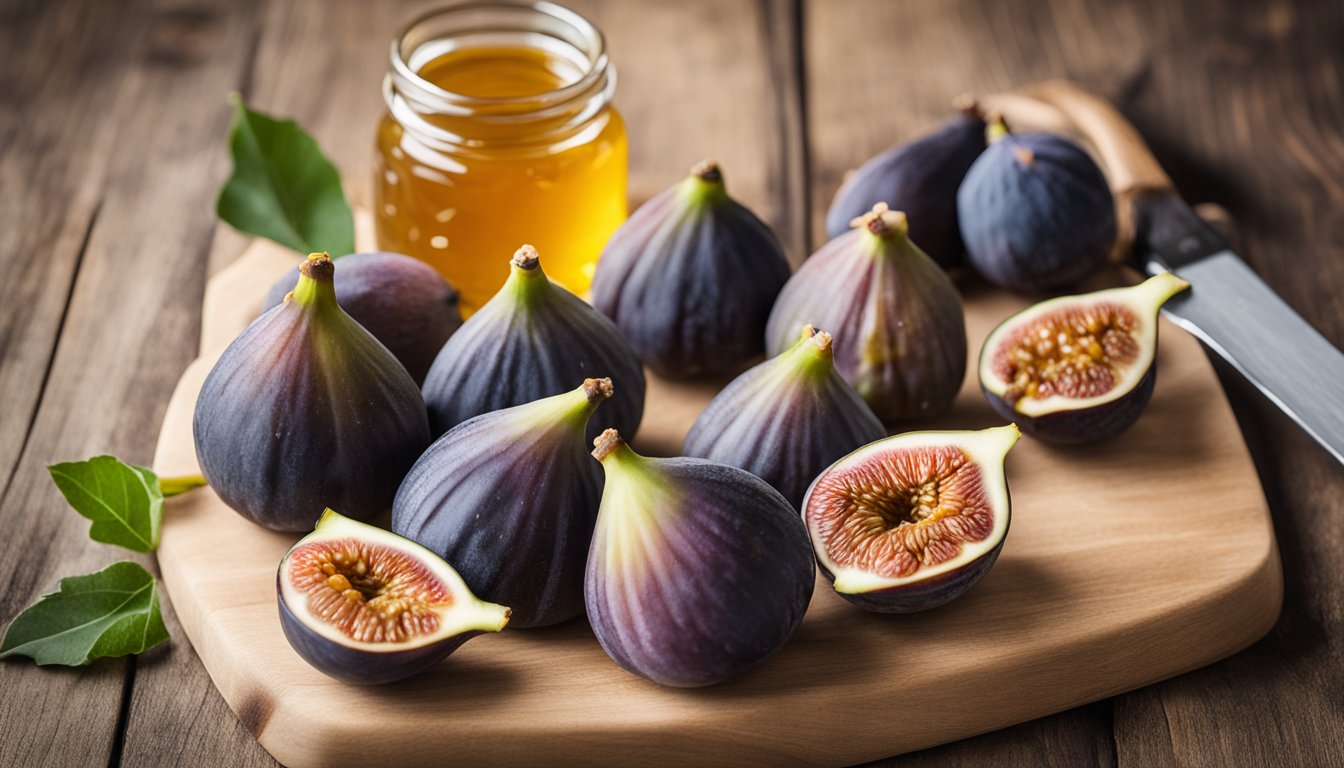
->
xmin=376 ymin=5 xmax=627 ymax=312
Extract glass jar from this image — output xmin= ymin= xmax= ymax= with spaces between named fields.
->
xmin=376 ymin=2 xmax=627 ymax=312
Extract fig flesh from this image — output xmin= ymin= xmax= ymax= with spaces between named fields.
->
xmin=392 ymin=379 xmax=612 ymax=628
xmin=826 ymin=100 xmax=986 ymax=268
xmin=766 ymin=204 xmax=968 ymax=423
xmin=804 ymin=425 xmax=1020 ymax=613
xmin=262 ymin=251 xmax=462 ymax=385
xmin=586 ymin=430 xmax=814 ymax=687
xmin=683 ymin=325 xmax=886 ymax=507
xmin=194 ymin=253 xmax=431 ymax=531
xmin=979 ymin=272 xmax=1190 ymax=443
xmin=422 ymin=245 xmax=645 ymax=444
xmin=590 ymin=161 xmax=791 ymax=377
xmin=957 ymin=118 xmax=1116 ymax=293
xmin=277 ymin=509 xmax=510 ymax=684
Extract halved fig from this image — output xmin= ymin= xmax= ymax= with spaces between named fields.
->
xmin=803 ymin=425 xmax=1019 ymax=613
xmin=978 ymin=272 xmax=1190 ymax=443
xmin=277 ymin=509 xmax=510 ymax=684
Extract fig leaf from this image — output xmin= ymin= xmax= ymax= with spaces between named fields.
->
xmin=217 ymin=96 xmax=355 ymax=256
xmin=48 ymin=456 xmax=164 ymax=552
xmin=0 ymin=562 xmax=168 ymax=666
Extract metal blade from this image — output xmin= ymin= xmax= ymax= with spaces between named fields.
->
xmin=1148 ymin=251 xmax=1344 ymax=464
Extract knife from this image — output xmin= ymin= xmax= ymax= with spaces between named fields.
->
xmin=997 ymin=81 xmax=1344 ymax=465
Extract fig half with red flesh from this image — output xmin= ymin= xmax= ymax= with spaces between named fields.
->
xmin=277 ymin=509 xmax=510 ymax=684
xmin=804 ymin=425 xmax=1020 ymax=613
xmin=979 ymin=273 xmax=1190 ymax=443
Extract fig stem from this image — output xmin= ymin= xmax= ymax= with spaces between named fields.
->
xmin=582 ymin=377 xmax=615 ymax=405
xmin=986 ymin=114 xmax=1011 ymax=143
xmin=159 ymin=474 xmax=208 ymax=497
xmin=689 ymin=160 xmax=722 ymax=183
xmin=953 ymin=93 xmax=983 ymax=120
xmin=290 ymin=253 xmax=338 ymax=307
xmin=591 ymin=428 xmax=627 ymax=462
xmin=850 ymin=203 xmax=909 ymax=240
xmin=681 ymin=160 xmax=728 ymax=205
xmin=503 ymin=244 xmax=552 ymax=305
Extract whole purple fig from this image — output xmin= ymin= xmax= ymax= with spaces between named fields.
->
xmin=766 ymin=204 xmax=968 ymax=423
xmin=590 ymin=161 xmax=790 ymax=377
xmin=421 ymin=245 xmax=645 ymax=444
xmin=262 ymin=251 xmax=462 ymax=385
xmin=194 ymin=253 xmax=431 ymax=531
xmin=957 ymin=117 xmax=1116 ymax=292
xmin=392 ymin=379 xmax=612 ymax=628
xmin=683 ymin=325 xmax=886 ymax=507
xmin=826 ymin=99 xmax=985 ymax=268
xmin=585 ymin=429 xmax=814 ymax=687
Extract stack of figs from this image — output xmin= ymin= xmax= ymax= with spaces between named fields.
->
xmin=194 ymin=95 xmax=1187 ymax=687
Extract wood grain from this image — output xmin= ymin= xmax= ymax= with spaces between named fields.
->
xmin=146 ymin=238 xmax=1277 ymax=767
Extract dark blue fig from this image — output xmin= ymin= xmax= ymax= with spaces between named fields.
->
xmin=825 ymin=99 xmax=986 ymax=268
xmin=590 ymin=161 xmax=791 ymax=377
xmin=804 ymin=425 xmax=1019 ymax=613
xmin=277 ymin=509 xmax=509 ymax=684
xmin=422 ymin=245 xmax=645 ymax=444
xmin=683 ymin=325 xmax=886 ymax=507
xmin=585 ymin=429 xmax=815 ymax=687
xmin=766 ymin=205 xmax=968 ymax=423
xmin=957 ymin=118 xmax=1117 ymax=292
xmin=194 ymin=253 xmax=431 ymax=531
xmin=392 ymin=379 xmax=611 ymax=628
xmin=262 ymin=252 xmax=462 ymax=385
xmin=979 ymin=273 xmax=1189 ymax=443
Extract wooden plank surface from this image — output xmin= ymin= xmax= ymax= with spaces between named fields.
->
xmin=148 ymin=242 xmax=1276 ymax=767
xmin=0 ymin=0 xmax=1341 ymax=765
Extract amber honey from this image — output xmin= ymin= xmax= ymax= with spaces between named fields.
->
xmin=377 ymin=5 xmax=627 ymax=312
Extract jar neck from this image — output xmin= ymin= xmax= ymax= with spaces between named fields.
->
xmin=385 ymin=2 xmax=615 ymax=153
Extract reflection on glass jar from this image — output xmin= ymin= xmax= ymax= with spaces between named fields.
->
xmin=376 ymin=2 xmax=627 ymax=312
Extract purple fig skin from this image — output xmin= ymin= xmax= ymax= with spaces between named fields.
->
xmin=984 ymin=366 xmax=1157 ymax=444
xmin=422 ymin=245 xmax=645 ymax=445
xmin=195 ymin=254 xmax=431 ymax=531
xmin=826 ymin=102 xmax=986 ymax=268
xmin=392 ymin=380 xmax=610 ymax=628
xmin=683 ymin=326 xmax=886 ymax=507
xmin=585 ymin=431 xmax=815 ymax=687
xmin=262 ymin=251 xmax=462 ymax=385
xmin=957 ymin=123 xmax=1116 ymax=293
xmin=590 ymin=161 xmax=791 ymax=378
xmin=765 ymin=205 xmax=968 ymax=424
xmin=817 ymin=541 xmax=1004 ymax=614
xmin=277 ymin=587 xmax=480 ymax=685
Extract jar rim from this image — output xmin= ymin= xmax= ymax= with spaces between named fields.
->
xmin=390 ymin=1 xmax=609 ymax=111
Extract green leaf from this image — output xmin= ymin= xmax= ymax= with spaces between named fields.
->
xmin=216 ymin=96 xmax=355 ymax=256
xmin=0 ymin=562 xmax=169 ymax=666
xmin=48 ymin=456 xmax=163 ymax=552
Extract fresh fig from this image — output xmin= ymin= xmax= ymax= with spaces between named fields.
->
xmin=804 ymin=425 xmax=1020 ymax=613
xmin=825 ymin=99 xmax=986 ymax=268
xmin=194 ymin=253 xmax=431 ymax=531
xmin=422 ymin=245 xmax=645 ymax=443
xmin=590 ymin=161 xmax=791 ymax=377
xmin=392 ymin=379 xmax=611 ymax=628
xmin=262 ymin=251 xmax=462 ymax=385
xmin=683 ymin=325 xmax=886 ymax=507
xmin=277 ymin=509 xmax=510 ymax=684
xmin=957 ymin=117 xmax=1116 ymax=292
xmin=765 ymin=204 xmax=968 ymax=423
xmin=979 ymin=272 xmax=1189 ymax=443
xmin=586 ymin=429 xmax=814 ymax=687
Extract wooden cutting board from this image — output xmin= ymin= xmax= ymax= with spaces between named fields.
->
xmin=153 ymin=235 xmax=1281 ymax=768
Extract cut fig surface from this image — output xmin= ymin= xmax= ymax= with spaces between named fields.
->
xmin=978 ymin=273 xmax=1189 ymax=442
xmin=804 ymin=426 xmax=1019 ymax=612
xmin=277 ymin=510 xmax=509 ymax=684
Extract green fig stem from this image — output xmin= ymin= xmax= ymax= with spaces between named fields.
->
xmin=289 ymin=253 xmax=337 ymax=307
xmin=784 ymin=325 xmax=836 ymax=381
xmin=160 ymin=474 xmax=208 ymax=497
xmin=850 ymin=203 xmax=909 ymax=241
xmin=681 ymin=160 xmax=728 ymax=205
xmin=1131 ymin=271 xmax=1191 ymax=309
xmin=502 ymin=244 xmax=551 ymax=305
xmin=986 ymin=113 xmax=1010 ymax=144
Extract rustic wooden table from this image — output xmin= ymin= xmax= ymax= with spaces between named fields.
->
xmin=2 ymin=0 xmax=1341 ymax=765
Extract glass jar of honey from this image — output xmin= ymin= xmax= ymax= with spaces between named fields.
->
xmin=376 ymin=2 xmax=627 ymax=311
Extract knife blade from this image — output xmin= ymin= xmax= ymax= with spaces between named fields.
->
xmin=1136 ymin=193 xmax=1344 ymax=465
